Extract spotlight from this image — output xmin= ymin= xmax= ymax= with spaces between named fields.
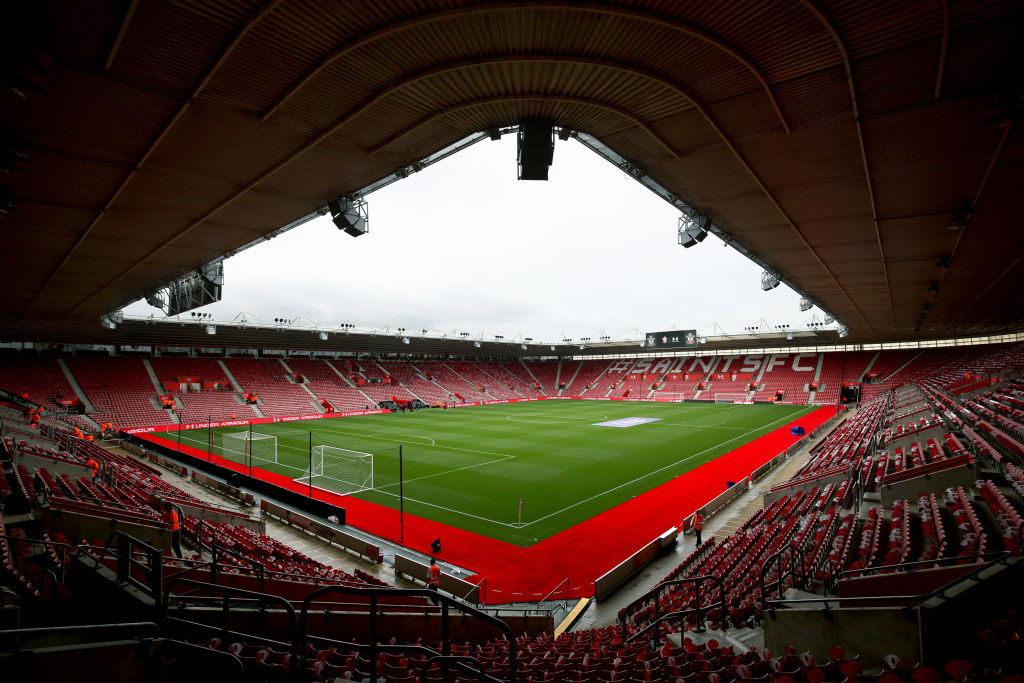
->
xmin=551 ymin=345 xmax=556 ymax=351
xmin=799 ymin=297 xmax=814 ymax=312
xmin=521 ymin=344 xmax=528 ymax=350
xmin=761 ymin=269 xmax=781 ymax=291
xmin=677 ymin=211 xmax=710 ymax=248
xmin=205 ymin=324 xmax=216 ymax=335
xmin=786 ymin=332 xmax=794 ymax=341
xmin=318 ymin=331 xmax=328 ymax=341
xmin=699 ymin=336 xmax=707 ymax=344
xmin=473 ymin=341 xmax=481 ymax=348
xmin=558 ymin=127 xmax=572 ymax=141
xmin=823 ymin=314 xmax=835 ymax=324
xmin=401 ymin=336 xmax=410 ymax=344
xmin=837 ymin=324 xmax=849 ymax=338
xmin=579 ymin=344 xmax=585 ymax=350
xmin=329 ymin=197 xmax=369 ymax=237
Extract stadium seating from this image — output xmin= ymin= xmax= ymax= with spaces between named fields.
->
xmin=67 ymin=355 xmax=171 ymax=428
xmin=0 ymin=352 xmax=78 ymax=410
xmin=223 ymin=358 xmax=322 ymax=418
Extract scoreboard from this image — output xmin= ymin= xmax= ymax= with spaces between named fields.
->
xmin=644 ymin=329 xmax=698 ymax=349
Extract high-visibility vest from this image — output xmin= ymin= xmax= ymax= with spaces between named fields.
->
xmin=165 ymin=509 xmax=180 ymax=532
xmin=694 ymin=514 xmax=704 ymax=531
xmin=86 ymin=459 xmax=99 ymax=476
xmin=428 ymin=564 xmax=440 ymax=587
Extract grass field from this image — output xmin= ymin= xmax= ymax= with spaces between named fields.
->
xmin=152 ymin=400 xmax=814 ymax=545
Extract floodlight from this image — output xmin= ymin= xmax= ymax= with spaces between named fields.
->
xmin=329 ymin=197 xmax=369 ymax=237
xmin=318 ymin=331 xmax=328 ymax=341
xmin=786 ymin=332 xmax=794 ymax=340
xmin=401 ymin=336 xmax=410 ymax=344
xmin=677 ymin=211 xmax=710 ymax=248
xmin=837 ymin=324 xmax=849 ymax=338
xmin=473 ymin=341 xmax=481 ymax=348
xmin=761 ymin=269 xmax=781 ymax=291
xmin=521 ymin=344 xmax=527 ymax=350
xmin=551 ymin=345 xmax=556 ymax=351
xmin=579 ymin=344 xmax=585 ymax=350
xmin=823 ymin=314 xmax=835 ymax=324
xmin=799 ymin=297 xmax=814 ymax=312
xmin=205 ymin=324 xmax=216 ymax=335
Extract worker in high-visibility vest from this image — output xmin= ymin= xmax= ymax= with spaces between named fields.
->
xmin=163 ymin=501 xmax=183 ymax=558
xmin=85 ymin=457 xmax=100 ymax=483
xmin=693 ymin=509 xmax=705 ymax=546
xmin=427 ymin=558 xmax=441 ymax=604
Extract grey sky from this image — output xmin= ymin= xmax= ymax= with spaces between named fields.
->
xmin=126 ymin=136 xmax=814 ymax=343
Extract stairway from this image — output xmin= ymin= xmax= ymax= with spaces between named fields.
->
xmin=56 ymin=358 xmax=96 ymax=412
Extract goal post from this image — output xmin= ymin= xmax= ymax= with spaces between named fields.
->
xmin=221 ymin=431 xmax=277 ymax=465
xmin=714 ymin=393 xmax=752 ymax=404
xmin=296 ymin=445 xmax=374 ymax=495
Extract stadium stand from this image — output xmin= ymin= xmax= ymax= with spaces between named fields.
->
xmin=66 ymin=356 xmax=171 ymax=428
xmin=560 ymin=359 xmax=615 ymax=397
xmin=222 ymin=358 xmax=322 ymax=418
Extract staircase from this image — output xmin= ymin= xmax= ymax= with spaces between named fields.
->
xmin=56 ymin=358 xmax=96 ymax=412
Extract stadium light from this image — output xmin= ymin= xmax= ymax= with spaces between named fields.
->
xmin=205 ymin=324 xmax=216 ymax=335
xmin=318 ymin=331 xmax=328 ymax=340
xmin=401 ymin=336 xmax=410 ymax=344
xmin=329 ymin=196 xmax=369 ymax=237
xmin=521 ymin=344 xmax=528 ymax=350
xmin=799 ymin=297 xmax=814 ymax=312
xmin=677 ymin=211 xmax=710 ymax=248
xmin=473 ymin=341 xmax=481 ymax=348
xmin=761 ymin=269 xmax=781 ymax=291
xmin=579 ymin=344 xmax=585 ymax=350
xmin=837 ymin=324 xmax=849 ymax=338
xmin=551 ymin=345 xmax=556 ymax=351
xmin=823 ymin=313 xmax=835 ymax=324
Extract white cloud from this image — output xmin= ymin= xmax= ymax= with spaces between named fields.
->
xmin=127 ymin=135 xmax=812 ymax=342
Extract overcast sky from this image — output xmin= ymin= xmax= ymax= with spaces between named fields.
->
xmin=126 ymin=135 xmax=816 ymax=344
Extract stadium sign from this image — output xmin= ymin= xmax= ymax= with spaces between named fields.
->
xmin=644 ymin=329 xmax=698 ymax=349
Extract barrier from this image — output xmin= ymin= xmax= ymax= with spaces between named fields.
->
xmin=261 ymin=499 xmax=381 ymax=563
xmin=594 ymin=527 xmax=677 ymax=601
xmin=394 ymin=554 xmax=481 ymax=604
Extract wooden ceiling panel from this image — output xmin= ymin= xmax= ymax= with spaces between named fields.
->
xmin=1 ymin=0 xmax=1021 ymax=341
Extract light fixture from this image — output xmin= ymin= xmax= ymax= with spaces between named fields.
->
xmin=521 ymin=344 xmax=528 ymax=350
xmin=401 ymin=336 xmax=410 ymax=344
xmin=677 ymin=211 xmax=710 ymax=248
xmin=786 ymin=332 xmax=794 ymax=340
xmin=318 ymin=331 xmax=328 ymax=341
xmin=837 ymin=324 xmax=849 ymax=338
xmin=205 ymin=324 xmax=217 ymax=335
xmin=579 ymin=344 xmax=585 ymax=350
xmin=473 ymin=341 xmax=481 ymax=348
xmin=948 ymin=208 xmax=971 ymax=231
xmin=699 ymin=336 xmax=707 ymax=344
xmin=799 ymin=297 xmax=814 ymax=312
xmin=551 ymin=345 xmax=556 ymax=351
xmin=823 ymin=314 xmax=835 ymax=324
xmin=761 ymin=269 xmax=781 ymax=291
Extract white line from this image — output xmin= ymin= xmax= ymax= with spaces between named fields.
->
xmin=365 ymin=489 xmax=520 ymax=527
xmin=373 ymin=453 xmax=515 ymax=490
xmin=516 ymin=410 xmax=810 ymax=528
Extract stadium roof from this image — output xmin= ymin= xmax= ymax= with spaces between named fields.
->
xmin=2 ymin=1 xmax=1022 ymax=351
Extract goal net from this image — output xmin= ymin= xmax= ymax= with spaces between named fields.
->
xmin=714 ymin=393 xmax=751 ymax=404
xmin=295 ymin=446 xmax=374 ymax=495
xmin=221 ymin=432 xmax=278 ymax=466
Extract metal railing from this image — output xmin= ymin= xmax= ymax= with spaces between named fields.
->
xmin=116 ymin=534 xmax=164 ymax=598
xmin=298 ymin=584 xmax=517 ymax=683
xmin=766 ymin=551 xmax=1012 ymax=614
xmin=535 ymin=577 xmax=570 ymax=611
xmin=620 ymin=575 xmax=726 ymax=644
xmin=162 ymin=578 xmax=298 ymax=660
xmin=759 ymin=545 xmax=807 ymax=614
xmin=0 ymin=621 xmax=160 ymax=652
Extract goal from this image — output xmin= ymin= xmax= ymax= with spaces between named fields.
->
xmin=714 ymin=393 xmax=751 ymax=404
xmin=221 ymin=432 xmax=278 ymax=466
xmin=295 ymin=445 xmax=374 ymax=495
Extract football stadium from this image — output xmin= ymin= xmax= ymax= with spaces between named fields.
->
xmin=1 ymin=2 xmax=1023 ymax=681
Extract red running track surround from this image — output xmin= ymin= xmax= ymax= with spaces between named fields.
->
xmin=138 ymin=405 xmax=835 ymax=604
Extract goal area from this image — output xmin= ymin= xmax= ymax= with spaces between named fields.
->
xmin=714 ymin=393 xmax=752 ymax=404
xmin=221 ymin=432 xmax=277 ymax=466
xmin=295 ymin=445 xmax=374 ymax=495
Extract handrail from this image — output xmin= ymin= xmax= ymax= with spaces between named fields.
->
xmin=836 ymin=550 xmax=1006 ymax=581
xmin=421 ymin=654 xmax=488 ymax=682
xmin=759 ymin=545 xmax=807 ymax=615
xmin=161 ymin=578 xmax=298 ymax=660
xmin=0 ymin=621 xmax=161 ymax=651
xmin=209 ymin=542 xmax=265 ymax=593
xmin=767 ymin=551 xmax=1012 ymax=612
xmin=535 ymin=577 xmax=570 ymax=610
xmin=620 ymin=575 xmax=725 ymax=644
xmin=116 ymin=533 xmax=164 ymax=598
xmin=298 ymin=584 xmax=517 ymax=683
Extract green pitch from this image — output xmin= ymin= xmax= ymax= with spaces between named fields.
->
xmin=153 ymin=400 xmax=813 ymax=545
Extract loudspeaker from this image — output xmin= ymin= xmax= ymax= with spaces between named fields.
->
xmin=517 ymin=120 xmax=554 ymax=180
xmin=329 ymin=198 xmax=368 ymax=237
xmin=431 ymin=538 xmax=442 ymax=553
